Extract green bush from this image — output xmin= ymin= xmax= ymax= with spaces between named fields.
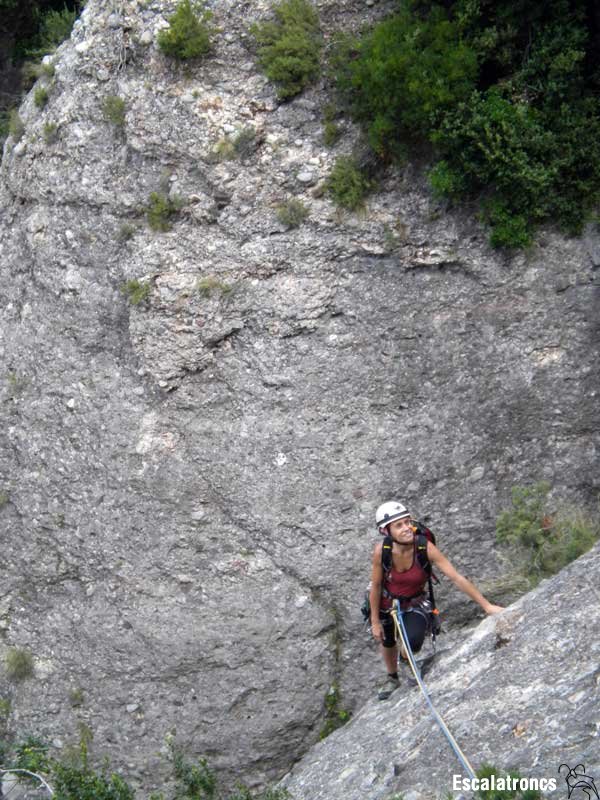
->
xmin=211 ymin=128 xmax=258 ymax=161
xmin=117 ymin=222 xmax=137 ymax=242
xmin=0 ymin=697 xmax=10 ymax=720
xmin=196 ymin=276 xmax=232 ymax=297
xmin=428 ymin=159 xmax=466 ymax=200
xmin=251 ymin=0 xmax=322 ymax=100
xmin=6 ymin=733 xmax=132 ymax=800
xmin=146 ymin=191 xmax=183 ymax=232
xmin=332 ymin=0 xmax=600 ymax=246
xmin=232 ymin=126 xmax=257 ymax=158
xmin=69 ymin=687 xmax=84 ymax=707
xmin=319 ymin=683 xmax=351 ymax=739
xmin=52 ymin=762 xmax=134 ymax=800
xmin=474 ymin=763 xmax=542 ymax=799
xmin=8 ymin=110 xmax=25 ymax=141
xmin=323 ymin=120 xmax=341 ymax=147
xmin=121 ymin=279 xmax=151 ymax=306
xmin=172 ymin=748 xmax=217 ymax=799
xmin=429 ymin=86 xmax=597 ymax=246
xmin=332 ymin=6 xmax=478 ymax=157
xmin=34 ymin=86 xmax=49 ymax=108
xmin=5 ymin=647 xmax=35 ymax=681
xmin=326 ymin=156 xmax=373 ymax=211
xmin=102 ymin=96 xmax=126 ymax=127
xmin=22 ymin=59 xmax=55 ymax=86
xmin=0 ymin=109 xmax=10 ymax=143
xmin=211 ymin=136 xmax=236 ymax=161
xmin=42 ymin=121 xmax=58 ymax=144
xmin=496 ymin=482 xmax=600 ymax=588
xmin=485 ymin=202 xmax=532 ymax=250
xmin=276 ymin=198 xmax=309 ymax=228
xmin=41 ymin=61 xmax=56 ymax=78
xmin=27 ymin=6 xmax=78 ymax=59
xmin=322 ymin=104 xmax=342 ymax=146
xmin=3 ymin=734 xmax=293 ymax=800
xmin=12 ymin=736 xmax=52 ymax=777
xmin=169 ymin=745 xmax=292 ymax=800
xmin=157 ymin=0 xmax=214 ymax=61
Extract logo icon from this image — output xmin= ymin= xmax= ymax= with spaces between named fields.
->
xmin=559 ymin=764 xmax=599 ymax=800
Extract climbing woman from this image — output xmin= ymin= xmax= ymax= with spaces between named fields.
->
xmin=371 ymin=500 xmax=504 ymax=700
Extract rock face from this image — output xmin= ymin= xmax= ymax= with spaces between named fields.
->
xmin=281 ymin=544 xmax=600 ymax=800
xmin=0 ymin=0 xmax=598 ymax=793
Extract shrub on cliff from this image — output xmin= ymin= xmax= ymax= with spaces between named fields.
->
xmin=42 ymin=121 xmax=59 ymax=144
xmin=5 ymin=648 xmax=34 ymax=682
xmin=0 ymin=2 xmax=80 ymax=137
xmin=157 ymin=0 xmax=214 ymax=61
xmin=34 ymin=85 xmax=49 ymax=109
xmin=333 ymin=5 xmax=477 ymax=157
xmin=210 ymin=127 xmax=260 ymax=162
xmin=121 ymin=279 xmax=151 ymax=306
xmin=25 ymin=5 xmax=78 ymax=60
xmin=146 ymin=191 xmax=184 ymax=232
xmin=52 ymin=762 xmax=134 ymax=800
xmin=167 ymin=745 xmax=292 ymax=800
xmin=496 ymin=482 xmax=600 ymax=588
xmin=250 ymin=0 xmax=322 ymax=100
xmin=276 ymin=198 xmax=309 ymax=228
xmin=319 ymin=682 xmax=351 ymax=739
xmin=7 ymin=110 xmax=25 ymax=143
xmin=326 ymin=156 xmax=374 ymax=211
xmin=10 ymin=735 xmax=52 ymax=780
xmin=331 ymin=0 xmax=600 ymax=247
xmin=102 ymin=96 xmax=126 ymax=127
xmin=474 ymin=763 xmax=543 ymax=798
xmin=2 ymin=734 xmax=292 ymax=800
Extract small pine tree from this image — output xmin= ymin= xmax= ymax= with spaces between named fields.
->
xmin=251 ymin=0 xmax=322 ymax=99
xmin=102 ymin=96 xmax=126 ymax=127
xmin=157 ymin=0 xmax=214 ymax=60
xmin=327 ymin=156 xmax=373 ymax=211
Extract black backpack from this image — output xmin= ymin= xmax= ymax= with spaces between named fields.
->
xmin=361 ymin=521 xmax=441 ymax=634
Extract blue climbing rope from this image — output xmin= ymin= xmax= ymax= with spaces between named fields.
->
xmin=392 ymin=600 xmax=477 ymax=781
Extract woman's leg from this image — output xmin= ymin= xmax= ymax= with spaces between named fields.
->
xmin=400 ymin=609 xmax=428 ymax=655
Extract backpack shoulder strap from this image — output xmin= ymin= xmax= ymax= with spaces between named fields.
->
xmin=415 ymin=532 xmax=432 ymax=576
xmin=414 ymin=519 xmax=436 ymax=546
xmin=381 ymin=535 xmax=393 ymax=573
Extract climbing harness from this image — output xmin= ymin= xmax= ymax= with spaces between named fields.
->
xmin=391 ymin=600 xmax=477 ymax=781
xmin=361 ymin=522 xmax=441 ymax=630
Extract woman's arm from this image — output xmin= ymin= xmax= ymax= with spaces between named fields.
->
xmin=427 ymin=542 xmax=504 ymax=615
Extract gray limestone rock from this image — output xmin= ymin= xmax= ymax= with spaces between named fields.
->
xmin=0 ymin=0 xmax=598 ymax=794
xmin=281 ymin=544 xmax=600 ymax=799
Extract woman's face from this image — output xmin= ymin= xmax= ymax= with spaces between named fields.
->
xmin=387 ymin=516 xmax=414 ymax=545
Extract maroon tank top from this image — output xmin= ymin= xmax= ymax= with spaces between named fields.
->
xmin=381 ymin=542 xmax=427 ymax=610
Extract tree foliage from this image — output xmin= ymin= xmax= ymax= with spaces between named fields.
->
xmin=251 ymin=0 xmax=322 ymax=100
xmin=332 ymin=0 xmax=600 ymax=246
xmin=2 ymin=734 xmax=293 ymax=800
xmin=0 ymin=1 xmax=80 ymax=61
xmin=157 ymin=0 xmax=214 ymax=61
xmin=496 ymin=482 xmax=600 ymax=587
xmin=326 ymin=156 xmax=374 ymax=210
xmin=0 ymin=1 xmax=80 ymax=145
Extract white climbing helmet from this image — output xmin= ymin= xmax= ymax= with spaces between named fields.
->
xmin=375 ymin=500 xmax=410 ymax=532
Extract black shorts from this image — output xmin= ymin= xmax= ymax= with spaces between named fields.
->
xmin=380 ymin=608 xmax=428 ymax=652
